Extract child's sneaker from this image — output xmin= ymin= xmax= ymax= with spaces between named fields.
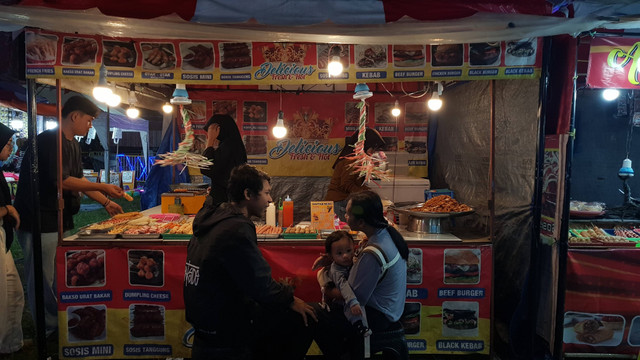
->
xmin=353 ymin=320 xmax=372 ymax=336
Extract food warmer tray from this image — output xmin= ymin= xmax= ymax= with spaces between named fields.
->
xmin=393 ymin=203 xmax=474 ymax=234
xmin=393 ymin=203 xmax=475 ymax=218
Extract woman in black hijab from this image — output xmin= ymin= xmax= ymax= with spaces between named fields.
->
xmin=201 ymin=114 xmax=248 ymax=205
xmin=0 ymin=123 xmax=23 ymax=353
xmin=324 ymin=128 xmax=385 ymax=221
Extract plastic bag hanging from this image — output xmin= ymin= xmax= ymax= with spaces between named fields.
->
xmin=112 ymin=127 xmax=122 ymax=144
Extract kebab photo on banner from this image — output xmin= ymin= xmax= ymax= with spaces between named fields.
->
xmin=342 ymin=83 xmax=391 ymax=184
xmin=155 ymin=84 xmax=212 ymax=170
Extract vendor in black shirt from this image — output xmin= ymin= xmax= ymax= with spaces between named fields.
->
xmin=14 ymin=95 xmax=125 ymax=337
xmin=200 ymin=114 xmax=247 ymax=205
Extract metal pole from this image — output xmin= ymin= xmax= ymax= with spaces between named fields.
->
xmin=554 ymin=37 xmax=579 ymax=358
xmin=105 ymin=106 xmax=110 ymax=176
xmin=26 ymin=79 xmax=47 ymax=360
xmin=489 ymin=79 xmax=496 ymax=359
xmin=530 ymin=36 xmax=552 ymax=357
xmin=56 ymin=80 xmax=63 ymax=242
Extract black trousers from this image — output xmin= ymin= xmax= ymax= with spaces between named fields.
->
xmin=191 ymin=306 xmax=316 ymax=360
xmin=312 ymin=303 xmax=404 ymax=359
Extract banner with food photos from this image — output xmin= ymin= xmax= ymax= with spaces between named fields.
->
xmin=181 ymin=90 xmax=430 ymax=177
xmin=56 ymin=245 xmax=193 ymax=359
xmin=25 ymin=28 xmax=542 ymax=84
xmin=56 ymin=241 xmax=491 ymax=358
xmin=563 ymin=249 xmax=640 ymax=355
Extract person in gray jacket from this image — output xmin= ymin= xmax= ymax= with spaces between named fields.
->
xmin=184 ymin=164 xmax=316 ymax=360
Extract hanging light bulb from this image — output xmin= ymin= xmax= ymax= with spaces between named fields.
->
xmin=602 ymin=89 xmax=620 ymax=101
xmin=126 ymin=106 xmax=140 ymax=119
xmin=162 ymin=102 xmax=174 ymax=114
xmin=427 ymin=81 xmax=443 ymax=111
xmin=105 ymin=93 xmax=121 ymax=107
xmin=126 ymin=88 xmax=139 ymax=119
xmin=93 ymin=64 xmax=112 ymax=103
xmin=328 ymin=56 xmax=343 ymax=76
xmin=391 ymin=100 xmax=401 ymax=117
xmin=273 ymin=111 xmax=287 ymax=138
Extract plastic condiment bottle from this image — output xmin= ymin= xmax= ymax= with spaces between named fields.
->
xmin=168 ymin=197 xmax=184 ymax=215
xmin=282 ymin=195 xmax=294 ymax=228
xmin=277 ymin=198 xmax=283 ymax=227
xmin=266 ymin=203 xmax=276 ymax=226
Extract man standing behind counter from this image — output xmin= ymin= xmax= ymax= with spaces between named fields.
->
xmin=14 ymin=95 xmax=125 ymax=337
xmin=184 ymin=164 xmax=316 ymax=360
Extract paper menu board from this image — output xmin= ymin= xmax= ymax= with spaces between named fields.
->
xmin=310 ymin=201 xmax=335 ymax=230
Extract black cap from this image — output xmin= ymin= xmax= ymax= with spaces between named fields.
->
xmin=62 ymin=96 xmax=101 ymax=118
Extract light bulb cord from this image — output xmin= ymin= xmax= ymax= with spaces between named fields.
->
xmin=626 ymin=91 xmax=635 ymax=159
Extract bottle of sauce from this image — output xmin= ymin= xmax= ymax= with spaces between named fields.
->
xmin=277 ymin=198 xmax=283 ymax=227
xmin=283 ymin=195 xmax=294 ymax=227
xmin=266 ymin=203 xmax=276 ymax=226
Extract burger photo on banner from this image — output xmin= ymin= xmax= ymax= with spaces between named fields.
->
xmin=443 ymin=249 xmax=480 ymax=284
xmin=442 ymin=301 xmax=479 ymax=337
xmin=432 ymin=44 xmax=463 ymax=67
xmin=400 ymin=302 xmax=421 ymax=335
xmin=393 ymin=45 xmax=425 ymax=68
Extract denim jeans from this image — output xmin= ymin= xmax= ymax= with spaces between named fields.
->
xmin=17 ymin=229 xmax=59 ymax=336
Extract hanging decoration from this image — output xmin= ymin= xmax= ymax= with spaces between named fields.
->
xmin=342 ymin=98 xmax=391 ymax=185
xmin=154 ymin=105 xmax=212 ymax=170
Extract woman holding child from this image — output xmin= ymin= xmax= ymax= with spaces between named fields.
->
xmin=313 ymin=190 xmax=409 ymax=359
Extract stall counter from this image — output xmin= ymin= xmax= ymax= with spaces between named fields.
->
xmin=56 ymin=207 xmax=493 ymax=359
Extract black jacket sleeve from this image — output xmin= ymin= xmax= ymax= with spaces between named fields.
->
xmin=217 ymin=222 xmax=294 ymax=307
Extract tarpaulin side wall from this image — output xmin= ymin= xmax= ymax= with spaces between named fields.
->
xmin=428 ymin=79 xmax=540 ymax=353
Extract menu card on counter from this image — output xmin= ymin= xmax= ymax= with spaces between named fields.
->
xmin=310 ymin=201 xmax=335 ymax=230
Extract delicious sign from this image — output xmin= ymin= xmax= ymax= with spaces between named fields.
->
xmin=587 ymin=37 xmax=640 ymax=89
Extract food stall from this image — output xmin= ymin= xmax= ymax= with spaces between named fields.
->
xmin=539 ymin=35 xmax=640 ymax=358
xmin=16 ymin=26 xmax=550 ymax=359
xmin=4 ymin=0 xmax=569 ymax=353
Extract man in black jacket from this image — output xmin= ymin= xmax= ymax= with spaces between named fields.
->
xmin=184 ymin=164 xmax=316 ymax=360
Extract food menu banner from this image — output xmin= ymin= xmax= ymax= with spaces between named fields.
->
xmin=26 ymin=28 xmax=542 ymax=84
xmin=183 ymin=90 xmax=430 ymax=177
xmin=540 ymin=135 xmax=567 ymax=244
xmin=56 ymin=246 xmax=192 ymax=359
xmin=57 ymin=242 xmax=491 ymax=358
xmin=563 ymin=249 xmax=640 ymax=356
xmin=587 ymin=37 xmax=640 ymax=89
xmin=261 ymin=243 xmax=493 ymax=355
